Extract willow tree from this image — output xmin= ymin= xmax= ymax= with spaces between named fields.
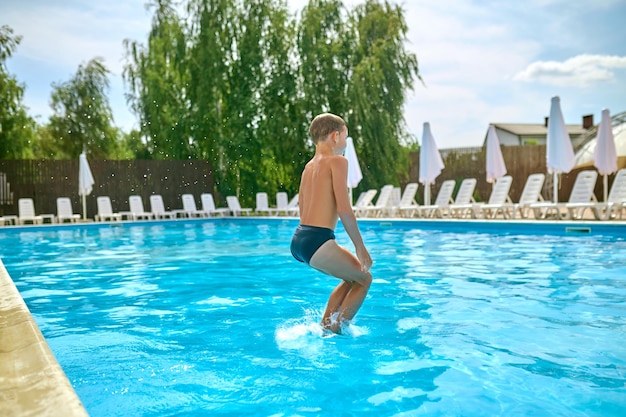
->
xmin=0 ymin=25 xmax=37 ymax=159
xmin=347 ymin=0 xmax=420 ymax=188
xmin=124 ymin=0 xmax=192 ymax=159
xmin=255 ymin=0 xmax=308 ymax=199
xmin=297 ymin=0 xmax=352 ymax=121
xmin=48 ymin=57 xmax=119 ymax=158
xmin=186 ymin=0 xmax=234 ymax=196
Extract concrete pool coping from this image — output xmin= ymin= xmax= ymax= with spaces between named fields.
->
xmin=0 ymin=259 xmax=88 ymax=417
xmin=0 ymin=216 xmax=624 ymax=416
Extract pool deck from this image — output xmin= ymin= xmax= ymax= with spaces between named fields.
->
xmin=0 ymin=259 xmax=89 ymax=417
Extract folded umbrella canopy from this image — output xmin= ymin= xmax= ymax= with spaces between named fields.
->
xmin=593 ymin=109 xmax=618 ymax=201
xmin=546 ymin=96 xmax=575 ymax=203
xmin=486 ymin=124 xmax=507 ymax=184
xmin=79 ymin=152 xmax=95 ymax=220
xmin=419 ymin=122 xmax=445 ymax=205
xmin=345 ymin=136 xmax=363 ymax=205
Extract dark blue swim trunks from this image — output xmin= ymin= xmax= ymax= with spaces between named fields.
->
xmin=291 ymin=224 xmax=335 ymax=264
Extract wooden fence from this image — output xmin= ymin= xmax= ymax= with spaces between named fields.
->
xmin=0 ymin=146 xmax=618 ymax=218
xmin=0 ymin=160 xmax=214 ymax=217
xmin=408 ymin=145 xmax=614 ymax=205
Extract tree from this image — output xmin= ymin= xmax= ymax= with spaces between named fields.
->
xmin=297 ymin=0 xmax=352 ymax=121
xmin=48 ymin=57 xmax=119 ymax=158
xmin=347 ymin=0 xmax=421 ymax=188
xmin=124 ymin=0 xmax=192 ymax=160
xmin=0 ymin=25 xmax=37 ymax=159
xmin=186 ymin=0 xmax=236 ymax=196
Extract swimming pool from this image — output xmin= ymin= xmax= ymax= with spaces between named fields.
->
xmin=2 ymin=219 xmax=625 ymax=416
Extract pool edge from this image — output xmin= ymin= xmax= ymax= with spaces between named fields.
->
xmin=0 ymin=259 xmax=89 ymax=417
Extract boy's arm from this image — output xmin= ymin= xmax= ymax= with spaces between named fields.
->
xmin=331 ymin=156 xmax=372 ymax=272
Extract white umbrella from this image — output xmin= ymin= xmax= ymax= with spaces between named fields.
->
xmin=546 ymin=96 xmax=575 ymax=203
xmin=345 ymin=136 xmax=363 ymax=205
xmin=78 ymin=151 xmax=95 ymax=220
xmin=419 ymin=122 xmax=445 ymax=205
xmin=593 ymin=108 xmax=617 ymax=201
xmin=486 ymin=124 xmax=507 ymax=184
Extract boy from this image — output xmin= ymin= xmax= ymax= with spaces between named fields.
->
xmin=290 ymin=113 xmax=373 ymax=333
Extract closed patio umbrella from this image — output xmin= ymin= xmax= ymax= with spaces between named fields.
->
xmin=419 ymin=122 xmax=445 ymax=205
xmin=546 ymin=96 xmax=575 ymax=203
xmin=79 ymin=151 xmax=95 ymax=220
xmin=593 ymin=109 xmax=618 ymax=202
xmin=345 ymin=136 xmax=363 ymax=205
xmin=486 ymin=124 xmax=507 ymax=184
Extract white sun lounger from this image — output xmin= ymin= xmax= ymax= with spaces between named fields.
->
xmin=352 ymin=189 xmax=378 ymax=217
xmin=392 ymin=183 xmax=420 ymax=217
xmin=120 ymin=195 xmax=155 ymax=221
xmin=581 ymin=168 xmax=626 ymax=220
xmin=173 ymin=194 xmax=206 ymax=218
xmin=95 ymin=196 xmax=122 ymax=222
xmin=226 ymin=196 xmax=253 ymax=216
xmin=419 ymin=180 xmax=456 ymax=218
xmin=149 ymin=195 xmax=176 ymax=219
xmin=506 ymin=173 xmax=546 ymax=219
xmin=360 ymin=185 xmax=395 ymax=218
xmin=56 ymin=197 xmax=81 ymax=223
xmin=447 ymin=178 xmax=478 ymax=218
xmin=530 ymin=170 xmax=598 ymax=220
xmin=200 ymin=193 xmax=230 ymax=217
xmin=469 ymin=176 xmax=514 ymax=219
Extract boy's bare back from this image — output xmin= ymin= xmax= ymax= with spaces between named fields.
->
xmin=298 ymin=154 xmax=351 ymax=230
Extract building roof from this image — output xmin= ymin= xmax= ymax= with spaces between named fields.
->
xmin=493 ymin=123 xmax=588 ymax=136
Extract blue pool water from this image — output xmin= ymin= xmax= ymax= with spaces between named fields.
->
xmin=2 ymin=219 xmax=626 ymax=416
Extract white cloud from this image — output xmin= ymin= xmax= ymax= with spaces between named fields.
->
xmin=514 ymin=54 xmax=626 ymax=86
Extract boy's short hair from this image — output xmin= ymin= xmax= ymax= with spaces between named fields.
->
xmin=309 ymin=113 xmax=346 ymax=144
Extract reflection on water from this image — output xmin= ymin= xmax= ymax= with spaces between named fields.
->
xmin=1 ymin=220 xmax=625 ymax=416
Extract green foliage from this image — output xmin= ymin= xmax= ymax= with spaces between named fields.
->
xmin=47 ymin=57 xmax=120 ymax=158
xmin=124 ymin=0 xmax=192 ymax=160
xmin=0 ymin=25 xmax=37 ymax=159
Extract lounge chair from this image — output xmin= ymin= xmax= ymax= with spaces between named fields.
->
xmin=121 ymin=195 xmax=155 ymax=221
xmin=530 ymin=170 xmax=598 ymax=220
xmin=0 ymin=214 xmax=18 ymax=225
xmin=352 ymin=189 xmax=378 ymax=217
xmin=255 ymin=192 xmax=276 ymax=216
xmin=505 ymin=173 xmax=546 ymax=219
xmin=468 ymin=176 xmax=514 ymax=219
xmin=392 ymin=183 xmax=420 ymax=217
xmin=56 ymin=197 xmax=81 ymax=223
xmin=149 ymin=195 xmax=176 ymax=219
xmin=359 ymin=185 xmax=395 ymax=218
xmin=226 ymin=196 xmax=253 ymax=216
xmin=419 ymin=180 xmax=456 ymax=218
xmin=95 ymin=196 xmax=122 ymax=222
xmin=18 ymin=198 xmax=54 ymax=224
xmin=274 ymin=192 xmax=290 ymax=216
xmin=447 ymin=178 xmax=478 ymax=218
xmin=586 ymin=169 xmax=626 ymax=220
xmin=200 ymin=193 xmax=230 ymax=217
xmin=286 ymin=193 xmax=299 ymax=216
xmin=173 ymin=194 xmax=206 ymax=218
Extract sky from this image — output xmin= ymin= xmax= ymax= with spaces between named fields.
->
xmin=2 ymin=0 xmax=626 ymax=149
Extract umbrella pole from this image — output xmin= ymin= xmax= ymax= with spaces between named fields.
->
xmin=553 ymin=172 xmax=558 ymax=203
xmin=82 ymin=195 xmax=87 ymax=221
xmin=603 ymin=174 xmax=608 ymax=202
xmin=424 ymin=185 xmax=430 ymax=206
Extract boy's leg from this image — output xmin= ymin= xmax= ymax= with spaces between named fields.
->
xmin=321 ymin=281 xmax=351 ymax=327
xmin=310 ymin=241 xmax=372 ymax=331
